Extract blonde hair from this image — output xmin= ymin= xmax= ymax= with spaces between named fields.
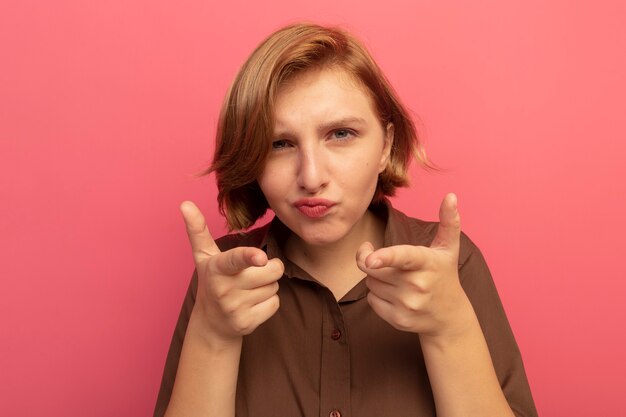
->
xmin=209 ymin=23 xmax=427 ymax=230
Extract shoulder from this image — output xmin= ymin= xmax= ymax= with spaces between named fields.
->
xmin=214 ymin=222 xmax=272 ymax=252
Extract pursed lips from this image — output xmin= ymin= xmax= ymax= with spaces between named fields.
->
xmin=293 ymin=198 xmax=336 ymax=218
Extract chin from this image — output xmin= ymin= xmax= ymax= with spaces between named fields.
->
xmin=295 ymin=223 xmax=348 ymax=246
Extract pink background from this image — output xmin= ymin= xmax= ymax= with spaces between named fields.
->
xmin=2 ymin=0 xmax=625 ymax=415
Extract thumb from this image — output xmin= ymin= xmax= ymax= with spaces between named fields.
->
xmin=180 ymin=200 xmax=221 ymax=263
xmin=430 ymin=193 xmax=461 ymax=252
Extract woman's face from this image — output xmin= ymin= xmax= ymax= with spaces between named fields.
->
xmin=257 ymin=67 xmax=393 ymax=247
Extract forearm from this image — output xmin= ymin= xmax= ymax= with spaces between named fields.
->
xmin=164 ymin=311 xmax=242 ymax=417
xmin=419 ymin=298 xmax=515 ymax=417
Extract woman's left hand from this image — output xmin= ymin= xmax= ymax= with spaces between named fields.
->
xmin=356 ymin=193 xmax=473 ymax=339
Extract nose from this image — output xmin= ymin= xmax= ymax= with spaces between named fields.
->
xmin=296 ymin=145 xmax=328 ymax=194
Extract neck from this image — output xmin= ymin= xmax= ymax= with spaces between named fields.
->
xmin=285 ymin=209 xmax=386 ymax=298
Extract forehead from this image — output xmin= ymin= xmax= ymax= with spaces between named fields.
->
xmin=273 ymin=67 xmax=379 ymax=129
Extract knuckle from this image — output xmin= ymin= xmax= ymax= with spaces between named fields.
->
xmin=391 ymin=311 xmax=413 ymax=331
xmin=272 ymin=294 xmax=281 ymax=310
xmin=419 ymin=278 xmax=432 ymax=293
xmin=409 ymin=276 xmax=431 ymax=293
xmin=227 ymin=253 xmax=240 ymax=271
xmin=210 ymin=281 xmax=231 ymax=301
xmin=232 ymin=316 xmax=253 ymax=335
xmin=399 ymin=254 xmax=414 ymax=269
xmin=400 ymin=295 xmax=422 ymax=312
xmin=401 ymin=260 xmax=413 ymax=270
xmin=220 ymin=298 xmax=240 ymax=315
xmin=230 ymin=321 xmax=246 ymax=335
xmin=265 ymin=295 xmax=280 ymax=317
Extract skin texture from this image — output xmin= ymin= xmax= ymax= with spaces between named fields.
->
xmin=179 ymin=201 xmax=282 ymax=344
xmin=164 ymin=201 xmax=282 ymax=417
xmin=258 ymin=68 xmax=392 ymax=246
xmin=165 ymin=67 xmax=515 ymax=417
xmin=257 ymin=67 xmax=393 ymax=298
xmin=357 ymin=193 xmax=469 ymax=338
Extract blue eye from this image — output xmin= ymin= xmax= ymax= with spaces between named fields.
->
xmin=271 ymin=139 xmax=290 ymax=150
xmin=332 ymin=129 xmax=354 ymax=140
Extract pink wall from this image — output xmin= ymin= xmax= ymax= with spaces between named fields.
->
xmin=2 ymin=1 xmax=625 ymax=415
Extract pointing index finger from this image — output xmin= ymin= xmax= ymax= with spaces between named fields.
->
xmin=365 ymin=245 xmax=429 ymax=271
xmin=212 ymin=247 xmax=269 ymax=276
xmin=180 ymin=201 xmax=221 ymax=262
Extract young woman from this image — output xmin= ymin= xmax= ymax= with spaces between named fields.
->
xmin=155 ymin=23 xmax=537 ymax=417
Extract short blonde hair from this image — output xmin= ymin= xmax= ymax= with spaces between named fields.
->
xmin=209 ymin=23 xmax=427 ymax=230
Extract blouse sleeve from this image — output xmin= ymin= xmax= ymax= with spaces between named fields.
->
xmin=458 ymin=233 xmax=538 ymax=417
xmin=152 ymin=230 xmax=262 ymax=416
xmin=153 ymin=270 xmax=198 ymax=417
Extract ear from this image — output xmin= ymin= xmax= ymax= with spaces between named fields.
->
xmin=379 ymin=122 xmax=394 ymax=173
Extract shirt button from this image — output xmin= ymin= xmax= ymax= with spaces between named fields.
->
xmin=330 ymin=410 xmax=341 ymax=417
xmin=330 ymin=328 xmax=342 ymax=340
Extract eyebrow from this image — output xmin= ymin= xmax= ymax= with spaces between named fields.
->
xmin=274 ymin=116 xmax=368 ymax=137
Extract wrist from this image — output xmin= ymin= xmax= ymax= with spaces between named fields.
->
xmin=187 ymin=308 xmax=243 ymax=353
xmin=419 ymin=295 xmax=479 ymax=349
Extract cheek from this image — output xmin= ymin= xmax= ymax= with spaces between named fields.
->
xmin=257 ymin=161 xmax=291 ymax=200
xmin=340 ymin=158 xmax=381 ymax=191
xmin=257 ymin=170 xmax=275 ymax=200
xmin=258 ymin=176 xmax=279 ymax=200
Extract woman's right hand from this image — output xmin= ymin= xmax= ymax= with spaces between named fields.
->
xmin=180 ymin=201 xmax=282 ymax=346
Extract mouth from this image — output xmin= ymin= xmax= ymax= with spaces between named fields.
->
xmin=293 ymin=198 xmax=336 ymax=218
